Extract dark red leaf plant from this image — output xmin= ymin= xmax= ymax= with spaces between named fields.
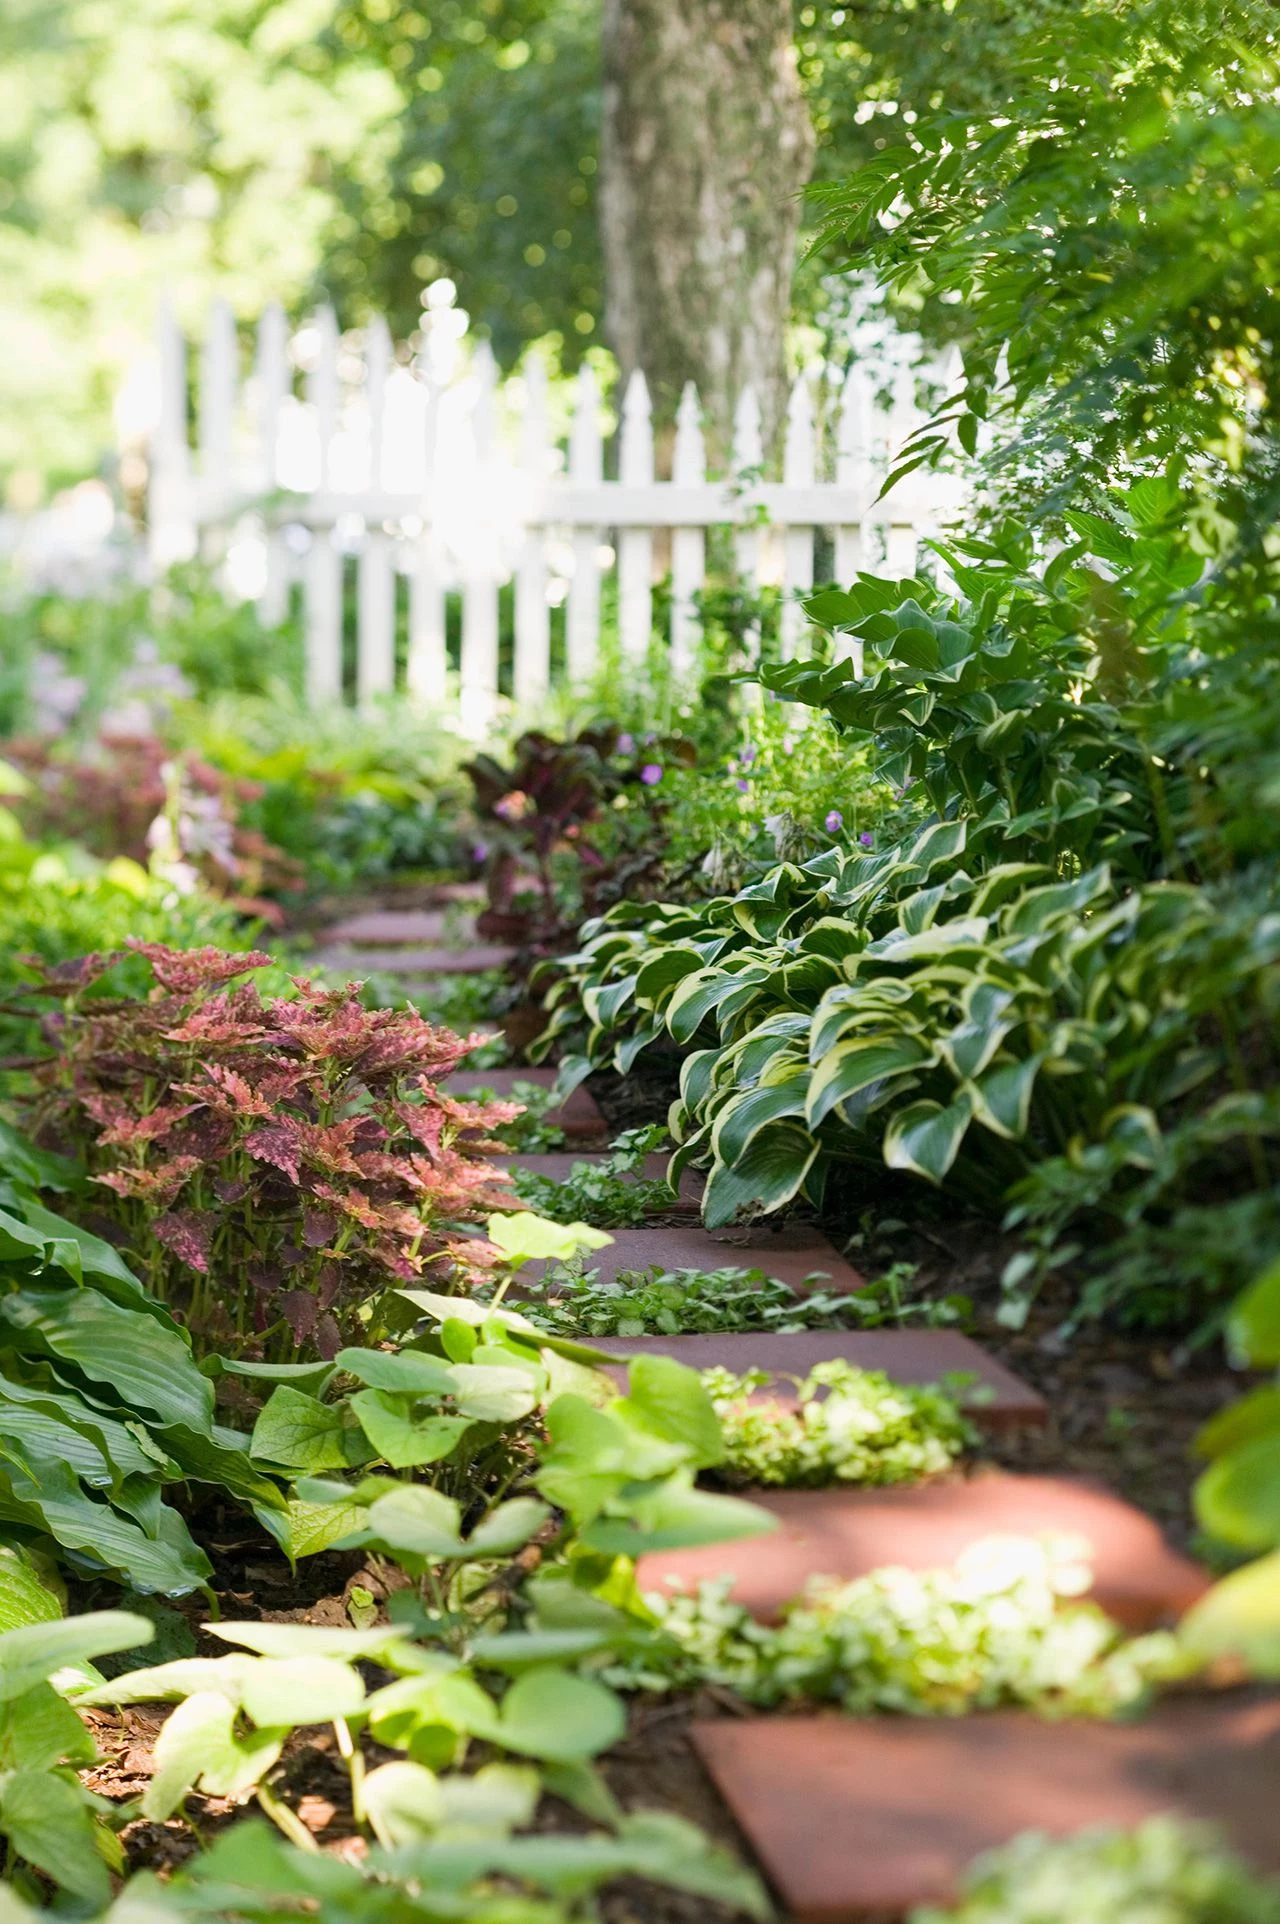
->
xmin=21 ymin=943 xmax=518 ymax=1359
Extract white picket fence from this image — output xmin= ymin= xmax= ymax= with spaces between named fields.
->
xmin=148 ymin=292 xmax=964 ymax=728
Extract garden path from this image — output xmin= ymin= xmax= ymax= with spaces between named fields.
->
xmin=301 ymin=896 xmax=1274 ymax=1923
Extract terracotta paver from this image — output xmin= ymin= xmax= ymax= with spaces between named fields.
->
xmin=493 ymin=1151 xmax=703 ymax=1215
xmin=317 ymin=944 xmax=512 ymax=977
xmin=443 ymin=1067 xmax=608 ymax=1140
xmin=516 ymin=1222 xmax=866 ymax=1294
xmin=691 ymin=1694 xmax=1280 ymax=1922
xmin=586 ymin=1329 xmax=1046 ymax=1431
xmin=636 ymin=1472 xmax=1210 ymax=1629
xmin=324 ymin=909 xmax=462 ymax=946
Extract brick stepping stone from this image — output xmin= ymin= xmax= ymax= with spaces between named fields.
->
xmin=585 ymin=1329 xmax=1046 ymax=1432
xmin=443 ymin=1067 xmax=608 ymax=1141
xmin=494 ymin=1152 xmax=703 ymax=1214
xmin=317 ymin=945 xmax=513 ymax=977
xmin=516 ymin=1222 xmax=866 ymax=1294
xmin=636 ymin=1472 xmax=1209 ymax=1630
xmin=324 ymin=909 xmax=465 ymax=946
xmin=691 ymin=1693 xmax=1280 ymax=1921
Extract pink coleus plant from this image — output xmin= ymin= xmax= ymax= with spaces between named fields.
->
xmin=23 ymin=942 xmax=517 ymax=1359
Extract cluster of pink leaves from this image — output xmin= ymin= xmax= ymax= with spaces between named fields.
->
xmin=26 ymin=942 xmax=518 ymax=1356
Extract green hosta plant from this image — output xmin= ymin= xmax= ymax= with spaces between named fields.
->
xmin=910 ymin=1818 xmax=1280 ymax=1924
xmin=0 ymin=1608 xmax=154 ymax=1907
xmin=621 ymin=1536 xmax=1188 ymax=1715
xmin=0 ymin=1131 xmax=286 ymax=1593
xmin=704 ymin=1360 xmax=976 ymax=1489
xmin=77 ymin=1620 xmax=768 ymax=1919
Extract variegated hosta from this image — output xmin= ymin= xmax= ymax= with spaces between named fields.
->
xmin=22 ymin=943 xmax=519 ymax=1358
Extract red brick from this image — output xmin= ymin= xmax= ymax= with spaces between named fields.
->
xmin=324 ymin=909 xmax=460 ymax=946
xmin=317 ymin=945 xmax=511 ymax=977
xmin=636 ymin=1473 xmax=1209 ymax=1630
xmin=691 ymin=1694 xmax=1280 ymax=1922
xmin=586 ymin=1329 xmax=1046 ymax=1431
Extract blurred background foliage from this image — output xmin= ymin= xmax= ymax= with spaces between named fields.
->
xmin=0 ymin=0 xmax=1044 ymax=497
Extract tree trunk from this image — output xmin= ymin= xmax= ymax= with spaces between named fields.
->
xmin=599 ymin=0 xmax=813 ymax=467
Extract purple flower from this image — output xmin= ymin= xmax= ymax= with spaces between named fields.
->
xmin=472 ymin=841 xmax=490 ymax=862
xmin=640 ymin=763 xmax=663 ymax=786
xmin=616 ymin=732 xmax=635 ymax=755
xmin=736 ymin=778 xmax=750 ymax=793
xmin=739 ymin=745 xmax=757 ymax=768
xmin=824 ymin=810 xmax=843 ymax=834
xmin=860 ymin=831 xmax=874 ymax=847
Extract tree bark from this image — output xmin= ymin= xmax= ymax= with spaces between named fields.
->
xmin=599 ymin=0 xmax=814 ymax=467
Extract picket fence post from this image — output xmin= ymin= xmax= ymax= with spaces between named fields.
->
xmin=150 ymin=295 xmax=965 ymax=717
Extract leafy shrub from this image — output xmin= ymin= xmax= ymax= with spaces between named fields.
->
xmin=704 ymin=1360 xmax=975 ymax=1488
xmin=910 ymin=1818 xmax=1280 ymax=1924
xmin=22 ymin=944 xmax=520 ymax=1358
xmin=624 ymin=1536 xmax=1186 ymax=1714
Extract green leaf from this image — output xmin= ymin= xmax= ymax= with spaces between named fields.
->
xmin=467 ymin=1497 xmax=551 ymax=1556
xmin=970 ymin=1054 xmax=1041 ymax=1139
xmin=701 ymin=1123 xmax=818 ymax=1228
xmin=711 ymin=1076 xmax=809 ymax=1170
xmin=1180 ymin=1549 xmax=1280 ymax=1678
xmin=0 ymin=1548 xmax=63 ymax=1632
xmin=615 ymin=1356 xmax=724 ymax=1469
xmin=584 ymin=1479 xmax=777 ymax=1556
xmin=1229 ymin=1257 xmax=1280 ymax=1367
xmin=496 ymin=1667 xmax=625 ymax=1762
xmin=363 ymin=1759 xmax=443 ymax=1846
xmin=806 ymin=1034 xmax=932 ymax=1128
xmin=883 ymin=1094 xmax=974 ymax=1184
xmin=349 ymin=1392 xmax=472 ymax=1470
xmin=0 ymin=1768 xmax=110 ymax=1904
xmin=333 ymin=1348 xmax=457 ymax=1396
xmin=448 ymin=1363 xmax=540 ymax=1423
xmin=1195 ymin=1433 xmax=1280 ymax=1551
xmin=0 ymin=1286 xmax=212 ymax=1432
xmin=260 ymin=1497 xmax=368 ymax=1562
xmin=239 ymin=1656 xmax=365 ymax=1728
xmin=0 ymin=1611 xmax=153 ymax=1702
xmin=362 ymin=1486 xmax=466 ymax=1558
xmin=249 ymin=1387 xmax=353 ymax=1473
xmin=1195 ymin=1385 xmax=1280 ymax=1462
xmin=143 ymin=1691 xmax=283 ymax=1819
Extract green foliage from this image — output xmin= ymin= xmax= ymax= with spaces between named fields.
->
xmin=469 ymin=1081 xmax=568 ymax=1153
xmin=77 ymin=1619 xmax=768 ymax=1919
xmin=704 ymin=1359 xmax=975 ymax=1489
xmin=508 ymin=1127 xmax=676 ymax=1227
xmin=0 ymin=1608 xmax=153 ymax=1906
xmin=910 ymin=1817 xmax=1280 ymax=1924
xmin=623 ymin=1536 xmax=1187 ymax=1715
xmin=0 ymin=1128 xmax=282 ymax=1593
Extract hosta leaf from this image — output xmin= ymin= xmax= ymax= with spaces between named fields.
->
xmin=1002 ymin=865 xmax=1112 ymax=934
xmin=883 ymin=1094 xmax=974 ymax=1184
xmin=701 ymin=1124 xmax=818 ymax=1228
xmin=666 ymin=970 xmax=736 ymax=1045
xmin=0 ymin=1548 xmax=62 ymax=1632
xmin=634 ymin=947 xmax=705 ymax=1002
xmin=710 ymin=1076 xmax=809 ymax=1169
xmin=969 ymin=1054 xmax=1041 ymax=1139
xmin=496 ymin=1667 xmax=625 ymax=1762
xmin=0 ymin=1286 xmax=212 ymax=1432
xmin=0 ymin=1454 xmax=210 ymax=1595
xmin=908 ymin=817 xmax=968 ymax=870
xmin=806 ymin=1035 xmax=933 ymax=1128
